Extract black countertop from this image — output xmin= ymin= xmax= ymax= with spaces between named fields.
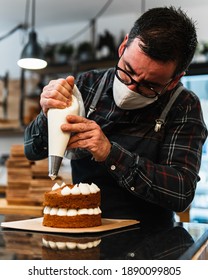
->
xmin=0 ymin=214 xmax=208 ymax=260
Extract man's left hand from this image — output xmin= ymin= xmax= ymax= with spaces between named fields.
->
xmin=61 ymin=115 xmax=111 ymax=162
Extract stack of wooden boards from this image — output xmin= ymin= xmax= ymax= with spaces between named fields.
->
xmin=6 ymin=144 xmax=62 ymax=206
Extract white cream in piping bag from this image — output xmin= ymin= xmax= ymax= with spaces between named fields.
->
xmin=48 ymin=88 xmax=80 ymax=180
xmin=48 ymin=94 xmax=79 ymax=157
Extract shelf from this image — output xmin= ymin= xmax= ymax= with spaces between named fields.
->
xmin=0 ymin=198 xmax=43 ymax=216
xmin=34 ymin=59 xmax=117 ymax=76
xmin=0 ymin=186 xmax=5 ymax=195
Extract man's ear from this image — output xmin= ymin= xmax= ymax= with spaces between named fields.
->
xmin=118 ymin=34 xmax=128 ymax=57
xmin=167 ymin=72 xmax=186 ymax=90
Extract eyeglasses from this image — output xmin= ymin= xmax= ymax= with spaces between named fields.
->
xmin=115 ymin=65 xmax=173 ymax=98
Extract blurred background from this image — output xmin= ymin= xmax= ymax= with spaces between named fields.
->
xmin=0 ymin=0 xmax=207 ymax=223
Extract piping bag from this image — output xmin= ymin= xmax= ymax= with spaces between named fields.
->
xmin=48 ymin=85 xmax=85 ymax=180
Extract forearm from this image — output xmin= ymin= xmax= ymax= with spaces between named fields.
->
xmin=24 ymin=110 xmax=48 ymax=160
xmin=104 ymin=141 xmax=197 ymax=212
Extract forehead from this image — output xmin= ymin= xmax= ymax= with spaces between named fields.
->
xmin=125 ymin=38 xmax=176 ymax=82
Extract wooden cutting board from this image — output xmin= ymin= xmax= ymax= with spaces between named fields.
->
xmin=1 ymin=217 xmax=140 ymax=233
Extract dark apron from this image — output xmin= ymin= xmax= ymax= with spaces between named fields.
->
xmin=71 ymin=72 xmax=184 ymax=222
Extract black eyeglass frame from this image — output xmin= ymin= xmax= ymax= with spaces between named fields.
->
xmin=115 ymin=64 xmax=173 ymax=98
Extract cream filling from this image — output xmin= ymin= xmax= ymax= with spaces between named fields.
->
xmin=42 ymin=238 xmax=101 ymax=250
xmin=43 ymin=206 xmax=101 ymax=216
xmin=52 ymin=182 xmax=100 ymax=195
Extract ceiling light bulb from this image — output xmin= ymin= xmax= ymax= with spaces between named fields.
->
xmin=17 ymin=58 xmax=47 ymax=70
xmin=18 ymin=30 xmax=47 ymax=70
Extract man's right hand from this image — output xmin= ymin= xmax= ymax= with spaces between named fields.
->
xmin=40 ymin=76 xmax=75 ymax=116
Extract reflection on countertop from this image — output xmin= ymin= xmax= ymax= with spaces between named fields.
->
xmin=0 ymin=214 xmax=208 ymax=260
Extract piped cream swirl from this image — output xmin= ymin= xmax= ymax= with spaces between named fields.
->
xmin=51 ymin=182 xmax=100 ymax=196
xmin=43 ymin=206 xmax=101 ymax=216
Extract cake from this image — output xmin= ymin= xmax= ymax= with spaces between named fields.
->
xmin=42 ymin=234 xmax=101 ymax=260
xmin=42 ymin=182 xmax=102 ymax=228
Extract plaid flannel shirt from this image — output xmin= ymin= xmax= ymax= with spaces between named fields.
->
xmin=24 ymin=68 xmax=208 ymax=221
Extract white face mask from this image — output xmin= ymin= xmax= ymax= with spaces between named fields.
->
xmin=113 ymin=75 xmax=158 ymax=109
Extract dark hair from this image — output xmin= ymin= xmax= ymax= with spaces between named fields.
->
xmin=126 ymin=6 xmax=198 ymax=76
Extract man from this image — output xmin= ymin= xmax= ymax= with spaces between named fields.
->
xmin=24 ymin=6 xmax=207 ymax=223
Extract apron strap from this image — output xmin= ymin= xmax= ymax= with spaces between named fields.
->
xmin=87 ymin=70 xmax=109 ymax=117
xmin=154 ymin=85 xmax=184 ymax=132
xmin=86 ymin=70 xmax=184 ymax=132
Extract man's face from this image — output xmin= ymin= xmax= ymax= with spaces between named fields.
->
xmin=118 ymin=36 xmax=183 ymax=95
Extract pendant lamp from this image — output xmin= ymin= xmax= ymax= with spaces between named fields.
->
xmin=17 ymin=0 xmax=47 ymax=70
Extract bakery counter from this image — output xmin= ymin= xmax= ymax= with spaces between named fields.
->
xmin=0 ymin=214 xmax=208 ymax=260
